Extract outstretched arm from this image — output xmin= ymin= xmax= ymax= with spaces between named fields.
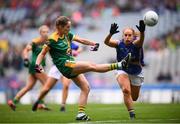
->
xmin=104 ymin=23 xmax=119 ymax=48
xmin=73 ymin=36 xmax=99 ymax=51
xmin=133 ymin=20 xmax=145 ymax=47
xmin=73 ymin=36 xmax=96 ymax=46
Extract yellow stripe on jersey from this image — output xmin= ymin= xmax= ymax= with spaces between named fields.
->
xmin=48 ymin=31 xmax=59 ymax=42
xmin=32 ymin=37 xmax=41 ymax=44
xmin=48 ymin=31 xmax=65 ymax=42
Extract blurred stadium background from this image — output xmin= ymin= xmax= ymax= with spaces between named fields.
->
xmin=0 ymin=0 xmax=180 ymax=105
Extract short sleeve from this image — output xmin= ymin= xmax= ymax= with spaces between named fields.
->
xmin=68 ymin=32 xmax=75 ymax=41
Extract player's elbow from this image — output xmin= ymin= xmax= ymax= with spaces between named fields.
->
xmin=104 ymin=40 xmax=110 ymax=46
xmin=104 ymin=41 xmax=108 ymax=45
xmin=105 ymin=42 xmax=114 ymax=48
xmin=89 ymin=62 xmax=98 ymax=71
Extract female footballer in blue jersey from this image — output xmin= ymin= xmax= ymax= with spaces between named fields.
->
xmin=104 ymin=20 xmax=145 ymax=119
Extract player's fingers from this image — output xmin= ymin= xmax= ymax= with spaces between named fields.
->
xmin=116 ymin=30 xmax=120 ymax=33
xmin=136 ymin=25 xmax=140 ymax=30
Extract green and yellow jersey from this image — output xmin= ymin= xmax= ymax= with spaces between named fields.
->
xmin=29 ymin=37 xmax=46 ymax=74
xmin=45 ymin=31 xmax=77 ymax=78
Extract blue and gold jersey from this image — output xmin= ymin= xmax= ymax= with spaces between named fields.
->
xmin=116 ymin=40 xmax=143 ymax=75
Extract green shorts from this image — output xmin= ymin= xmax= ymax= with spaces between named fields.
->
xmin=28 ymin=63 xmax=36 ymax=74
xmin=28 ymin=60 xmax=45 ymax=74
xmin=55 ymin=59 xmax=78 ymax=79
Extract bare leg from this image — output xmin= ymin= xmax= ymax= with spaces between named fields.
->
xmin=72 ymin=74 xmax=90 ymax=106
xmin=70 ymin=53 xmax=131 ymax=75
xmin=72 ymin=61 xmax=115 ymax=74
xmin=72 ymin=74 xmax=91 ymax=120
xmin=14 ymin=74 xmax=37 ymax=101
xmin=117 ymin=74 xmax=133 ymax=110
xmin=34 ymin=72 xmax=50 ymax=110
xmin=117 ymin=74 xmax=135 ymax=119
xmin=61 ymin=76 xmax=71 ymax=105
xmin=60 ymin=76 xmax=71 ymax=111
xmin=38 ymin=77 xmax=57 ymax=100
xmin=32 ymin=77 xmax=57 ymax=111
xmin=131 ymin=85 xmax=141 ymax=101
xmin=8 ymin=74 xmax=37 ymax=111
xmin=34 ymin=72 xmax=48 ymax=85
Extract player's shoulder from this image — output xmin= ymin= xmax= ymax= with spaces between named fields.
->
xmin=48 ymin=31 xmax=59 ymax=42
xmin=32 ymin=37 xmax=41 ymax=44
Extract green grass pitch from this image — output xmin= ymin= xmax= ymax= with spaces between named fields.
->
xmin=0 ymin=103 xmax=180 ymax=123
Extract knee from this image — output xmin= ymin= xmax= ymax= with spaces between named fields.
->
xmin=122 ymin=88 xmax=131 ymax=96
xmin=82 ymin=85 xmax=90 ymax=94
xmin=88 ymin=62 xmax=97 ymax=71
xmin=85 ymin=85 xmax=90 ymax=94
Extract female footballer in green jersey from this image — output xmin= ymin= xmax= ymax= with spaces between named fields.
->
xmin=8 ymin=25 xmax=50 ymax=111
xmin=32 ymin=16 xmax=131 ymax=121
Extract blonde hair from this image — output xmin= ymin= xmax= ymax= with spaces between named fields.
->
xmin=38 ymin=25 xmax=49 ymax=33
xmin=123 ymin=27 xmax=135 ymax=35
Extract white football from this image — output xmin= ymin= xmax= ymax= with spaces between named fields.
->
xmin=143 ymin=11 xmax=158 ymax=27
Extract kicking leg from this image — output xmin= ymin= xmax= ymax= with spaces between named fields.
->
xmin=71 ymin=53 xmax=131 ymax=75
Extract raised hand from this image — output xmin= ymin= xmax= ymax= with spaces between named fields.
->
xmin=136 ymin=20 xmax=145 ymax=32
xmin=110 ymin=23 xmax=119 ymax=35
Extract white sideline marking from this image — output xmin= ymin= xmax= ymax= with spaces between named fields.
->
xmin=66 ymin=118 xmax=180 ymax=124
xmin=93 ymin=118 xmax=180 ymax=123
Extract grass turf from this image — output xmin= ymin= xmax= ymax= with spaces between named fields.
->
xmin=0 ymin=103 xmax=180 ymax=123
